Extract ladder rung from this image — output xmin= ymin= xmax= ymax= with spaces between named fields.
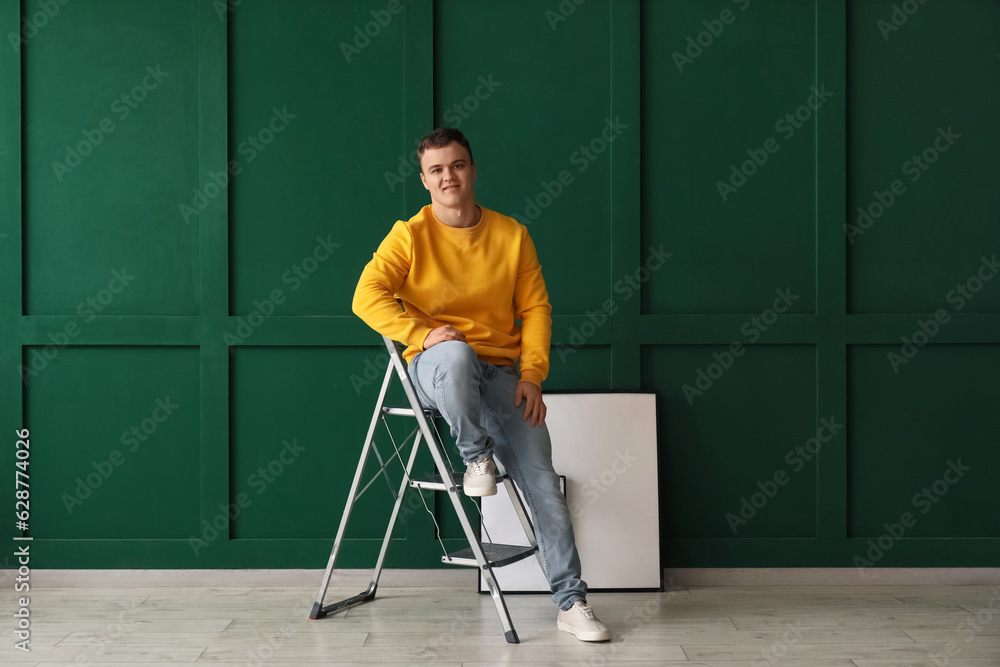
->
xmin=382 ymin=406 xmax=440 ymax=417
xmin=443 ymin=543 xmax=537 ymax=569
xmin=410 ymin=471 xmax=464 ymax=490
xmin=410 ymin=471 xmax=508 ymax=491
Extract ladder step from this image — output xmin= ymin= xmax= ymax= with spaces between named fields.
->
xmin=382 ymin=406 xmax=441 ymax=418
xmin=410 ymin=471 xmax=464 ymax=491
xmin=443 ymin=543 xmax=537 ymax=569
xmin=410 ymin=471 xmax=508 ymax=491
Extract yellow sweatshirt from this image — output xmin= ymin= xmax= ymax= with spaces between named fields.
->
xmin=352 ymin=204 xmax=552 ymax=386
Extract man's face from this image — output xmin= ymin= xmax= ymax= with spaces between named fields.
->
xmin=419 ymin=142 xmax=476 ymax=208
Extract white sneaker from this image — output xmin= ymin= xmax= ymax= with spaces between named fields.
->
xmin=557 ymin=600 xmax=611 ymax=642
xmin=463 ymin=458 xmax=496 ymax=497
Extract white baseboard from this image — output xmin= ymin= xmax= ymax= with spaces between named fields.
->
xmin=21 ymin=567 xmax=1000 ymax=588
xmin=24 ymin=568 xmax=475 ymax=588
xmin=664 ymin=567 xmax=1000 ymax=586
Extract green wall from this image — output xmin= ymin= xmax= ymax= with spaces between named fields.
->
xmin=2 ymin=0 xmax=997 ymax=569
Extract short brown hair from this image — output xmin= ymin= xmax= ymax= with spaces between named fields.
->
xmin=417 ymin=128 xmax=474 ymax=171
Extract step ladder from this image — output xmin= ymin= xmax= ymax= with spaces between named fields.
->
xmin=309 ymin=335 xmax=542 ymax=643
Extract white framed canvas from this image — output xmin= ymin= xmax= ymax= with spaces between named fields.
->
xmin=480 ymin=392 xmax=661 ymax=592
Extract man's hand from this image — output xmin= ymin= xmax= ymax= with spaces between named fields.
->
xmin=423 ymin=325 xmax=466 ymax=349
xmin=514 ymin=381 xmax=546 ymax=427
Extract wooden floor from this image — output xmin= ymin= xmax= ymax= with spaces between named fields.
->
xmin=3 ymin=570 xmax=1000 ymax=666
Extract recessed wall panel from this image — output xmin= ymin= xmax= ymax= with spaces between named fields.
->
xmin=848 ymin=344 xmax=1000 ymax=538
xmin=27 ymin=347 xmax=200 ymax=538
xmin=230 ymin=346 xmax=407 ymax=540
xmin=24 ymin=0 xmax=200 ymax=315
xmin=641 ymin=0 xmax=817 ymax=314
xmin=846 ymin=0 xmax=1000 ymax=313
xmin=642 ymin=343 xmax=818 ymax=538
xmin=229 ymin=1 xmax=408 ymax=316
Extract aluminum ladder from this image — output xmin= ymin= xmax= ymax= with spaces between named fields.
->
xmin=309 ymin=335 xmax=541 ymax=643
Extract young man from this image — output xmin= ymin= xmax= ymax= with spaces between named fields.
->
xmin=352 ymin=128 xmax=610 ymax=642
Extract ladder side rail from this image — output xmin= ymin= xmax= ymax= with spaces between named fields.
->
xmin=498 ymin=474 xmax=542 ymax=571
xmin=316 ymin=429 xmax=424 ymax=617
xmin=479 ymin=559 xmax=519 ymax=643
xmin=311 ymin=360 xmax=396 ymax=616
xmin=382 ymin=337 xmax=484 ymax=548
xmin=382 ymin=336 xmax=521 ymax=643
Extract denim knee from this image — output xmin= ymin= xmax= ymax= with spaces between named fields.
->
xmin=433 ymin=340 xmax=480 ymax=373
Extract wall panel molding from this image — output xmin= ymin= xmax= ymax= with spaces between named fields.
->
xmin=5 ymin=0 xmax=998 ymax=569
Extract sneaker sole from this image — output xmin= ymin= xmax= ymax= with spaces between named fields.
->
xmin=463 ymin=485 xmax=497 ymax=497
xmin=557 ymin=620 xmax=611 ymax=642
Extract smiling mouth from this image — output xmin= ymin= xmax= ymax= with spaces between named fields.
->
xmin=443 ymin=185 xmax=459 ymax=191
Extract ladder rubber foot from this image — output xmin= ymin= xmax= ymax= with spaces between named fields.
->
xmin=309 ymin=601 xmax=325 ymax=620
xmin=505 ymin=629 xmax=519 ymax=644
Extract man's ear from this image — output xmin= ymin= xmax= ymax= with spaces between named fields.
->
xmin=419 ymin=170 xmax=429 ymax=191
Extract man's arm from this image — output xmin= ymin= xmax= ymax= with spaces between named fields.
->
xmin=352 ymin=221 xmax=435 ymax=349
xmin=513 ymin=226 xmax=553 ymax=386
xmin=513 ymin=226 xmax=552 ymax=427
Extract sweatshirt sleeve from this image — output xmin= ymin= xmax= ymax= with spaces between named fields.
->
xmin=513 ymin=226 xmax=552 ymax=386
xmin=352 ymin=221 xmax=435 ymax=349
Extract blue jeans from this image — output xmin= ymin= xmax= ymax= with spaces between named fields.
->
xmin=407 ymin=340 xmax=588 ymax=610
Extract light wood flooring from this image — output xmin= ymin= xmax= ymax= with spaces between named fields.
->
xmin=2 ymin=569 xmax=999 ymax=666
